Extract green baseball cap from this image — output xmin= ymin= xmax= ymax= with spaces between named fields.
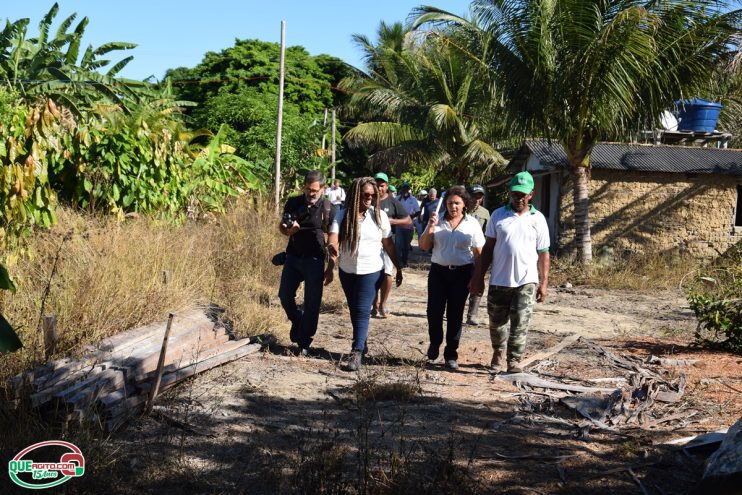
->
xmin=388 ymin=184 xmax=397 ymax=193
xmin=510 ymin=171 xmax=534 ymax=194
xmin=374 ymin=172 xmax=389 ymax=183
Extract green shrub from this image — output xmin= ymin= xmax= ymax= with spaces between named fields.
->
xmin=688 ymin=242 xmax=742 ymax=354
xmin=48 ymin=108 xmax=268 ymax=217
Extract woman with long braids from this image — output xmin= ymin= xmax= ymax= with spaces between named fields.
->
xmin=419 ymin=185 xmax=485 ymax=370
xmin=327 ymin=177 xmax=403 ymax=371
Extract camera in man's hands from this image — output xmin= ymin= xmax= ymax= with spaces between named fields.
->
xmin=281 ymin=204 xmax=309 ymax=228
xmin=281 ymin=212 xmax=295 ymax=228
xmin=274 ymin=205 xmax=312 ymax=266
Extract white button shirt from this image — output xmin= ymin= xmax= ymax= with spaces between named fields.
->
xmin=431 ymin=214 xmax=485 ymax=266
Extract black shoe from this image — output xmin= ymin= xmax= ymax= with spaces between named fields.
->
xmin=426 ymin=345 xmax=439 ymax=361
xmin=445 ymin=359 xmax=459 ymax=370
xmin=298 ymin=347 xmax=310 ymax=357
xmin=346 ymin=351 xmax=362 ymax=371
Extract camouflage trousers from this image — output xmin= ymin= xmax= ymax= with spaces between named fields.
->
xmin=487 ymin=283 xmax=537 ymax=361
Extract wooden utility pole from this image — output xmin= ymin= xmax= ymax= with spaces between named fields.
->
xmin=331 ymin=109 xmax=336 ymax=182
xmin=321 ymin=108 xmax=328 ymax=150
xmin=274 ymin=20 xmax=286 ymax=211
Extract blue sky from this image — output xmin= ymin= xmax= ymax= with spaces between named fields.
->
xmin=5 ymin=1 xmax=469 ymax=81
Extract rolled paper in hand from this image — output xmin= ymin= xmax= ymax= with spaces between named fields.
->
xmin=430 ymin=192 xmax=446 ymax=234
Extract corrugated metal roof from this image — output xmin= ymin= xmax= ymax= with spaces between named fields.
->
xmin=517 ymin=140 xmax=742 ymax=176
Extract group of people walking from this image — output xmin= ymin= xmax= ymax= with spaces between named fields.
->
xmin=278 ymin=169 xmax=550 ymax=373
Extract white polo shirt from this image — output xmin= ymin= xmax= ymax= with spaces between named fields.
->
xmin=431 ymin=214 xmax=485 ymax=266
xmin=485 ymin=205 xmax=549 ymax=287
xmin=331 ymin=207 xmax=391 ymax=275
xmin=326 ymin=187 xmax=345 ymax=206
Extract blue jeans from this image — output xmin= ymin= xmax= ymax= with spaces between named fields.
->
xmin=395 ymin=228 xmax=414 ymax=266
xmin=339 ymin=269 xmax=383 ymax=352
xmin=278 ymin=254 xmax=325 ymax=348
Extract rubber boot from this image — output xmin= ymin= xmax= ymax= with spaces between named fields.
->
xmin=466 ymin=295 xmax=481 ymax=326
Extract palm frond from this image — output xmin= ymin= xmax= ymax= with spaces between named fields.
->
xmin=344 ymin=121 xmax=425 ymax=149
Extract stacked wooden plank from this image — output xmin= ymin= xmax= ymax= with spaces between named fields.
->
xmin=10 ymin=309 xmax=261 ymax=431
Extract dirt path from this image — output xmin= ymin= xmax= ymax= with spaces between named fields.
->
xmin=109 ymin=251 xmax=742 ymax=495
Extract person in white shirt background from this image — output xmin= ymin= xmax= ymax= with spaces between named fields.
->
xmin=326 ymin=179 xmax=346 ymax=209
xmin=395 ymin=182 xmax=420 ymax=268
xmin=419 ymin=185 xmax=485 ymax=370
xmin=414 ymin=189 xmax=428 ymax=239
xmin=327 ymin=177 xmax=403 ymax=371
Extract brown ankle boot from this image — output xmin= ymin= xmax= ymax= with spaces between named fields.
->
xmin=490 ymin=348 xmax=507 ymax=372
xmin=507 ymin=358 xmax=523 ymax=373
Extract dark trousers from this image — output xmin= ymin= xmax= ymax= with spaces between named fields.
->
xmin=278 ymin=254 xmax=325 ymax=348
xmin=395 ymin=228 xmax=414 ymax=266
xmin=339 ymin=269 xmax=383 ymax=352
xmin=427 ymin=262 xmax=473 ymax=361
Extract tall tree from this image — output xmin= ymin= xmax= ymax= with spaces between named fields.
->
xmin=165 ymin=39 xmax=344 ymax=179
xmin=415 ymin=0 xmax=741 ymax=264
xmin=343 ymin=21 xmax=506 ymax=184
xmin=165 ymin=39 xmax=336 ymax=115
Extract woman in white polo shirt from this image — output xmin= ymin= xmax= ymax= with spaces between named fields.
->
xmin=419 ymin=185 xmax=485 ymax=370
xmin=328 ymin=177 xmax=403 ymax=371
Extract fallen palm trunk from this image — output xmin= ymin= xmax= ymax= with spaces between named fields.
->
xmin=9 ymin=308 xmax=262 ymax=431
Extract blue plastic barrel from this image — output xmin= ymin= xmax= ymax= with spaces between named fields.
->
xmin=675 ymin=99 xmax=722 ymax=133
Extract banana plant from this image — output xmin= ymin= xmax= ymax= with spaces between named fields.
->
xmin=0 ymin=3 xmax=143 ymax=116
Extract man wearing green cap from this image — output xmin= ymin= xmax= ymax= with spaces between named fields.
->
xmin=470 ymin=171 xmax=550 ymax=373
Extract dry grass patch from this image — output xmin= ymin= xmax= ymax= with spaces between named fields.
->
xmin=352 ymin=374 xmax=423 ymax=404
xmin=550 ymin=252 xmax=701 ymax=290
xmin=0 ymin=198 xmax=288 ymax=383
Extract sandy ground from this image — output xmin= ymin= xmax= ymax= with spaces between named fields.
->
xmin=99 ymin=248 xmax=742 ymax=495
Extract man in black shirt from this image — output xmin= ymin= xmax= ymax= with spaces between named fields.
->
xmin=372 ymin=172 xmax=412 ymax=317
xmin=278 ymin=170 xmax=337 ymax=354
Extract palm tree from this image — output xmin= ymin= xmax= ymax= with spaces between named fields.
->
xmin=343 ymin=21 xmax=506 ymax=184
xmin=414 ymin=0 xmax=741 ymax=264
xmin=710 ymin=38 xmax=742 ymax=147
